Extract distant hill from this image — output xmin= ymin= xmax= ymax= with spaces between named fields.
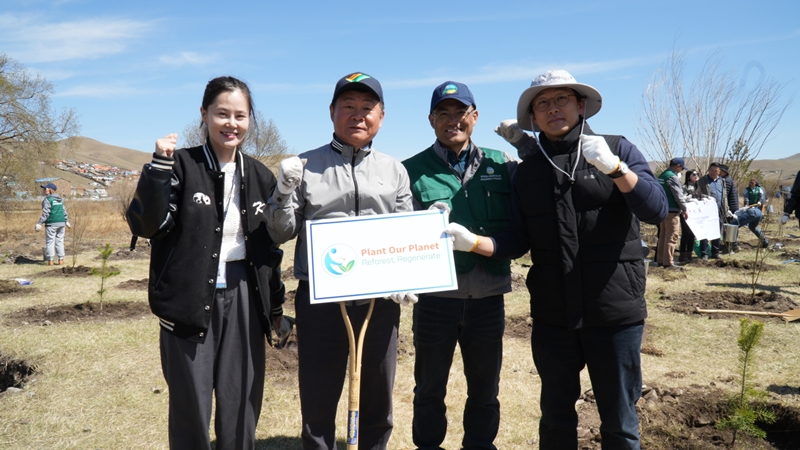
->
xmin=58 ymin=137 xmax=150 ymax=171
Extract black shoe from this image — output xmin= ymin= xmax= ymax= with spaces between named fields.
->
xmin=710 ymin=254 xmax=722 ymax=260
xmin=761 ymin=240 xmax=770 ymax=249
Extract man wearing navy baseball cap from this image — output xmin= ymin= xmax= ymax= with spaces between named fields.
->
xmin=267 ymin=72 xmax=414 ymax=449
xmin=402 ymin=81 xmax=518 ymax=450
xmin=656 ymin=157 xmax=688 ymax=268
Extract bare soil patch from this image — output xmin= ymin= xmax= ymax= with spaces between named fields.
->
xmin=0 ymin=353 xmax=37 ymax=393
xmin=96 ymin=248 xmax=150 ymax=261
xmin=35 ymin=265 xmax=95 ymax=278
xmin=663 ymin=290 xmax=799 ymax=320
xmin=115 ymin=278 xmax=149 ymax=290
xmin=3 ymin=300 xmax=152 ymax=326
xmin=573 ymin=383 xmax=800 ymax=449
xmin=505 ymin=314 xmax=531 ymax=340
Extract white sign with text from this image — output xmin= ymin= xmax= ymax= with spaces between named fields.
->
xmin=305 ymin=210 xmax=458 ymax=303
xmin=684 ymin=197 xmax=721 ymax=240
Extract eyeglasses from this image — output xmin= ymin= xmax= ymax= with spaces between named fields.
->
xmin=433 ymin=107 xmax=475 ymax=122
xmin=532 ymin=94 xmax=576 ymax=112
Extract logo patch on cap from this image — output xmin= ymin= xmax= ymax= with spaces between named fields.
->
xmin=346 ymin=73 xmax=371 ymax=83
xmin=443 ymin=84 xmax=458 ymax=95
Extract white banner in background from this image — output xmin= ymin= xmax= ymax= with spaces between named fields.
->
xmin=305 ymin=209 xmax=458 ymax=304
xmin=684 ymin=197 xmax=721 ymax=241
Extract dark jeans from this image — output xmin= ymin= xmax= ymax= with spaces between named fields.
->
xmin=531 ymin=321 xmax=644 ymax=450
xmin=679 ymin=215 xmax=695 ymax=259
xmin=412 ymin=295 xmax=505 ymax=450
xmin=295 ymin=280 xmax=400 ymax=450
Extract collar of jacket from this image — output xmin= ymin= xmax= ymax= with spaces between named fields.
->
xmin=432 ymin=139 xmax=475 ymax=164
xmin=331 ymin=134 xmax=372 ymax=161
xmin=202 ymin=142 xmax=244 ymax=177
xmin=539 ymin=122 xmax=594 ymax=156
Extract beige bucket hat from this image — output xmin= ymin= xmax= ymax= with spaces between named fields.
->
xmin=516 ymin=69 xmax=602 ymax=131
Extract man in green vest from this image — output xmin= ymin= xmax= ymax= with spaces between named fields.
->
xmin=656 ymin=158 xmax=687 ymax=267
xmin=35 ymin=182 xmax=70 ymax=265
xmin=402 ymin=81 xmax=518 ymax=450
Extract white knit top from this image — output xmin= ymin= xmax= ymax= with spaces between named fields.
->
xmin=219 ymin=162 xmax=246 ymax=262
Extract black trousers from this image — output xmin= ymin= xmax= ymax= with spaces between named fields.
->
xmin=160 ymin=261 xmax=266 ymax=450
xmin=295 ymin=280 xmax=400 ymax=450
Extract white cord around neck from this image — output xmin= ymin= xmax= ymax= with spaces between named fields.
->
xmin=530 ymin=115 xmax=586 ymax=183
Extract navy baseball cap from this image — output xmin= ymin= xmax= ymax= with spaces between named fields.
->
xmin=332 ymin=72 xmax=383 ymax=105
xmin=670 ymin=157 xmax=686 ymax=168
xmin=430 ymin=81 xmax=475 ymax=112
xmin=41 ymin=183 xmax=57 ymax=191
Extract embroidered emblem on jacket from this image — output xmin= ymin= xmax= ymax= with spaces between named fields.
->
xmin=193 ymin=192 xmax=211 ymax=205
xmin=252 ymin=201 xmax=265 ymax=215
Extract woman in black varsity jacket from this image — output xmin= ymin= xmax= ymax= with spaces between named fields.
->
xmin=127 ymin=77 xmax=285 ymax=450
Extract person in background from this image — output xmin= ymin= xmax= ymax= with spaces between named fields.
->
xmin=267 ymin=72 xmax=415 ymax=450
xmin=655 ymin=158 xmax=687 ymax=268
xmin=781 ymin=170 xmax=800 ymax=227
xmin=679 ymin=169 xmax=701 ymax=263
xmin=403 ymin=81 xmax=517 ymax=450
xmin=697 ymin=162 xmax=732 ymax=260
xmin=464 ymin=69 xmax=667 ymax=449
xmin=36 ymin=182 xmax=70 ymax=265
xmin=718 ymin=164 xmax=740 ymax=253
xmin=744 ymin=177 xmax=766 ymax=211
xmin=127 ymin=76 xmax=286 ymax=450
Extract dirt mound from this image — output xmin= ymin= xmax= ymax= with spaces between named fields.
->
xmin=663 ymin=290 xmax=799 ymax=321
xmin=266 ymin=333 xmax=298 ymax=389
xmin=35 ymin=265 xmax=94 ymax=278
xmin=687 ymin=258 xmax=778 ymax=271
xmin=2 ymin=254 xmax=42 ymax=265
xmin=572 ymin=383 xmax=800 ymax=449
xmin=3 ymin=300 xmax=152 ymax=326
xmin=505 ymin=314 xmax=531 ymax=340
xmin=102 ymin=248 xmax=150 ymax=260
xmin=115 ymin=279 xmax=149 ymax=290
xmin=0 ymin=279 xmax=24 ymax=294
xmin=0 ymin=353 xmax=37 ymax=393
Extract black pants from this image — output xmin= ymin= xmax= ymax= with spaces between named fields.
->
xmin=295 ymin=280 xmax=400 ymax=450
xmin=160 ymin=261 xmax=266 ymax=450
xmin=412 ymin=295 xmax=504 ymax=450
xmin=679 ymin=216 xmax=695 ymax=259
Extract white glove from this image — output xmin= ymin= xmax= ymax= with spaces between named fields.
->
xmin=494 ymin=119 xmax=525 ymax=144
xmin=443 ymin=222 xmax=479 ymax=252
xmin=66 ymin=222 xmax=71 ymax=229
xmin=581 ymin=135 xmax=620 ymax=175
xmin=726 ymin=210 xmax=735 ymax=220
xmin=35 ymin=223 xmax=42 ymax=232
xmin=428 ymin=201 xmax=450 ymax=215
xmin=277 ymin=156 xmax=304 ymax=195
xmin=781 ymin=214 xmax=790 ymax=225
xmin=386 ymin=292 xmax=418 ymax=306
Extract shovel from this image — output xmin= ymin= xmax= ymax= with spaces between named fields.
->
xmin=695 ymin=307 xmax=800 ymax=322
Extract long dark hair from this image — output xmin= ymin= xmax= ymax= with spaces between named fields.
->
xmin=200 ymin=76 xmax=257 ymax=145
xmin=683 ymin=169 xmax=697 ymax=186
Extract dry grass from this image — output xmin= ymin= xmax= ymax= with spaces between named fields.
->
xmin=1 ymin=207 xmax=800 ymax=449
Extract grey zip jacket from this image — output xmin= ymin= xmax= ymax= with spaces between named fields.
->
xmin=267 ymin=136 xmax=414 ymax=281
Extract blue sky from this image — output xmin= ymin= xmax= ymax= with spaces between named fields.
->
xmin=2 ymin=0 xmax=798 ymax=164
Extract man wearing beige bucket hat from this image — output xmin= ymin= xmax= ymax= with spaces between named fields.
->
xmin=446 ymin=69 xmax=667 ymax=449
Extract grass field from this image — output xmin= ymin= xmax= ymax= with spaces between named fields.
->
xmin=1 ymin=201 xmax=799 ymax=449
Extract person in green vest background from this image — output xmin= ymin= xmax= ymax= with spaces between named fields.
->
xmin=656 ymin=158 xmax=687 ymax=268
xmin=744 ymin=177 xmax=767 ymax=211
xmin=402 ymin=81 xmax=518 ymax=450
xmin=35 ymin=182 xmax=70 ymax=265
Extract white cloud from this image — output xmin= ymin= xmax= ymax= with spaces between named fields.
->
xmin=157 ymin=51 xmax=217 ymax=67
xmin=54 ymin=84 xmax=140 ymax=98
xmin=0 ymin=13 xmax=156 ymax=63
